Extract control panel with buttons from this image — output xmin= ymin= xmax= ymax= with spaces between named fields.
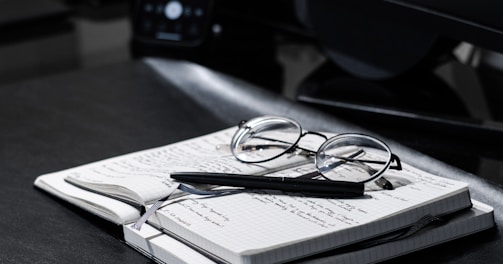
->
xmin=133 ymin=0 xmax=213 ymax=46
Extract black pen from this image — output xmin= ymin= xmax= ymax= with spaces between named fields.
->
xmin=170 ymin=172 xmax=364 ymax=198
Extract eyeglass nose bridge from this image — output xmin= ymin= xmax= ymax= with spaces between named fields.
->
xmin=289 ymin=131 xmax=329 ymax=157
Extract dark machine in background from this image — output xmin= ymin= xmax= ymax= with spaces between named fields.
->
xmin=130 ymin=0 xmax=503 ymax=181
xmin=293 ymin=0 xmax=503 ymax=181
xmin=131 ymin=0 xmax=309 ymax=91
xmin=295 ymin=0 xmax=503 ymax=129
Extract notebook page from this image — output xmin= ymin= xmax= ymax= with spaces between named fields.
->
xmin=34 ymin=173 xmax=140 ymax=224
xmin=155 ymin=161 xmax=469 ymax=264
xmin=63 ymin=127 xmax=309 ymax=205
xmin=302 ymin=200 xmax=494 ymax=264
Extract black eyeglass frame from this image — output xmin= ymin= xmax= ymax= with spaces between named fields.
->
xmin=231 ymin=116 xmax=402 ymax=184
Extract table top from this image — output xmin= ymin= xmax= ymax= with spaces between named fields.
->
xmin=0 ymin=58 xmax=501 ymax=263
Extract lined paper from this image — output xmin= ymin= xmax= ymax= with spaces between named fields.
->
xmin=155 ymin=162 xmax=470 ymax=264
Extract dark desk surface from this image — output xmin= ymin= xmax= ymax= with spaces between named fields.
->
xmin=0 ymin=58 xmax=501 ymax=263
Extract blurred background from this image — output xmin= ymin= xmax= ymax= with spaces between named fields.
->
xmin=0 ymin=0 xmax=131 ymax=85
xmin=1 ymin=0 xmax=503 ymax=184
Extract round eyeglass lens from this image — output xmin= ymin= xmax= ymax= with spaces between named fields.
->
xmin=231 ymin=116 xmax=302 ymax=163
xmin=315 ymin=134 xmax=392 ymax=183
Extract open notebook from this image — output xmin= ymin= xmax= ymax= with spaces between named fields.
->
xmin=123 ymin=200 xmax=494 ymax=264
xmin=33 ymin=125 xmax=494 ymax=263
xmin=143 ymin=160 xmax=474 ymax=264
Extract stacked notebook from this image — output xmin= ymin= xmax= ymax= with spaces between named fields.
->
xmin=34 ymin=126 xmax=495 ymax=264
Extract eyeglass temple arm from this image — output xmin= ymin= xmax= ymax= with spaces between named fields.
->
xmin=334 ymin=153 xmax=402 ymax=171
xmin=241 ymin=130 xmax=327 ymax=148
xmin=240 ymin=135 xmax=319 ymax=155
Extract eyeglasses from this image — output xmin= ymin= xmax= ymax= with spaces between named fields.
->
xmin=171 ymin=116 xmax=402 ymax=198
xmin=230 ymin=116 xmax=402 ymax=185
